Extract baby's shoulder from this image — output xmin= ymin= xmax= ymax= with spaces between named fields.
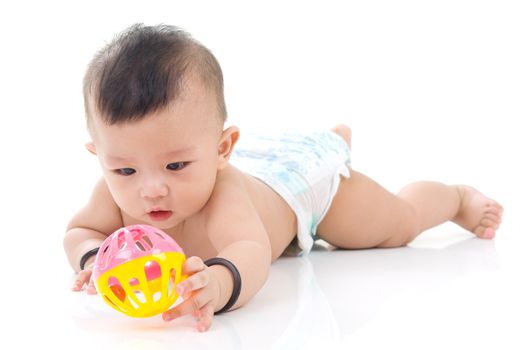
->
xmin=201 ymin=164 xmax=255 ymax=221
xmin=67 ymin=177 xmax=123 ymax=234
xmin=208 ymin=164 xmax=252 ymax=206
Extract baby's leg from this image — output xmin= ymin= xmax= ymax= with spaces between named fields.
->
xmin=317 ymin=170 xmax=503 ymax=249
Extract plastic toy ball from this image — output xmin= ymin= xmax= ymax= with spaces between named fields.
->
xmin=92 ymin=224 xmax=186 ymax=318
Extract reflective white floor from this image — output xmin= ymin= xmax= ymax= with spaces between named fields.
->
xmin=8 ymin=214 xmax=525 ymax=350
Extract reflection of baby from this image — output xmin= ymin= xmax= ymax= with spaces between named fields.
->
xmin=64 ymin=23 xmax=503 ymax=332
xmin=271 ymin=258 xmax=340 ymax=349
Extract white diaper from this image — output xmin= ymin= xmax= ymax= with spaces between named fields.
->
xmin=231 ymin=130 xmax=351 ymax=255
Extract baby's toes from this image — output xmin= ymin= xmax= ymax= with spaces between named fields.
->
xmin=474 ymin=217 xmax=497 ymax=239
xmin=475 ymin=225 xmax=496 ymax=239
xmin=480 ymin=217 xmax=499 ymax=230
xmin=484 ymin=210 xmax=501 ymax=221
xmin=486 ymin=202 xmax=504 ymax=216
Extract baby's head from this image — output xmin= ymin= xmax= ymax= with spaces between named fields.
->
xmin=83 ymin=24 xmax=239 ymax=229
xmin=84 ymin=23 xmax=226 ymax=130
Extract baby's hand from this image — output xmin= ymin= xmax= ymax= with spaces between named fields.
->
xmin=162 ymin=256 xmax=220 ymax=332
xmin=71 ymin=264 xmax=97 ymax=294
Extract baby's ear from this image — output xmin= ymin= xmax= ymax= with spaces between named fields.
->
xmin=85 ymin=142 xmax=97 ymax=155
xmin=217 ymin=126 xmax=240 ymax=169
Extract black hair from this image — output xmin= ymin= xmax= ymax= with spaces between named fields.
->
xmin=83 ymin=23 xmax=226 ymax=126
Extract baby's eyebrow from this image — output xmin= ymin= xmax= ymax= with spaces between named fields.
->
xmin=104 ymin=146 xmax=197 ymax=163
xmin=105 ymin=154 xmax=130 ymax=162
xmin=165 ymin=146 xmax=197 ymax=157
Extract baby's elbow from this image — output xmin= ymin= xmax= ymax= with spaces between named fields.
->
xmin=63 ymin=225 xmax=76 ymax=250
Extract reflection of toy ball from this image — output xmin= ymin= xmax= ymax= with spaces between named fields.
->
xmin=92 ymin=224 xmax=186 ymax=318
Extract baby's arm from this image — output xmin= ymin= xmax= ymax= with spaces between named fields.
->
xmin=64 ymin=178 xmax=123 ymax=289
xmin=163 ymin=182 xmax=271 ymax=330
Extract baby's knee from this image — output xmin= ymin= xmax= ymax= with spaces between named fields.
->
xmin=378 ymin=205 xmax=420 ymax=248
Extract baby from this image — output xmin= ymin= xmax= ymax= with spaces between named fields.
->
xmin=64 ymin=24 xmax=503 ymax=332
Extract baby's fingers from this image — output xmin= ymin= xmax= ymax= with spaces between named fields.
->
xmin=177 ymin=270 xmax=209 ymax=297
xmin=181 ymin=256 xmax=206 ymax=275
xmin=195 ymin=302 xmax=215 ymax=332
xmin=72 ymin=270 xmax=92 ymax=292
xmin=162 ymin=288 xmax=212 ymax=322
xmin=86 ymin=277 xmax=97 ymax=294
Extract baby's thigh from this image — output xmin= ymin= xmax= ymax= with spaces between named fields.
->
xmin=317 ymin=170 xmax=418 ymax=249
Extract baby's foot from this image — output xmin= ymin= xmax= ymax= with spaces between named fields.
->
xmin=331 ymin=124 xmax=351 ymax=148
xmin=452 ymin=185 xmax=503 ymax=239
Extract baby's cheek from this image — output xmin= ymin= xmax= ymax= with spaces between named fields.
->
xmin=110 ymin=187 xmax=140 ymax=217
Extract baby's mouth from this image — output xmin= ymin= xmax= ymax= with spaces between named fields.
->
xmin=148 ymin=210 xmax=173 ymax=221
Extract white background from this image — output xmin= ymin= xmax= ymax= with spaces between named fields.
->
xmin=0 ymin=1 xmax=526 ymax=349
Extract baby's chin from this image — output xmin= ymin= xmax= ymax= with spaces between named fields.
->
xmin=148 ymin=221 xmax=177 ymax=230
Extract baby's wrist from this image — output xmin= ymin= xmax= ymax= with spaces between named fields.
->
xmin=79 ymin=246 xmax=100 ymax=271
xmin=207 ymin=264 xmax=234 ymax=312
xmin=205 ymin=258 xmax=242 ymax=314
xmin=83 ymin=256 xmax=96 ymax=270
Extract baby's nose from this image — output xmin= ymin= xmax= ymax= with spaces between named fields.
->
xmin=140 ymin=177 xmax=169 ymax=199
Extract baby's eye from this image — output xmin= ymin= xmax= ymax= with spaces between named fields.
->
xmin=115 ymin=168 xmax=136 ymax=176
xmin=166 ymin=162 xmax=188 ymax=171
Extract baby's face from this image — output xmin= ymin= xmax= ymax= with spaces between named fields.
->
xmin=88 ymin=79 xmax=228 ymax=230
